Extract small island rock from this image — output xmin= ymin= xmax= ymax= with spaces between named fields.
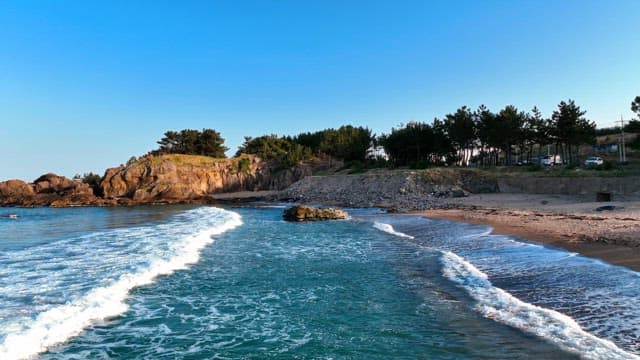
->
xmin=283 ymin=205 xmax=348 ymax=222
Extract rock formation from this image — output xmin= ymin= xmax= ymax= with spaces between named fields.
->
xmin=283 ymin=205 xmax=348 ymax=222
xmin=0 ymin=154 xmax=323 ymax=207
xmin=99 ymin=154 xmax=313 ymax=204
xmin=0 ymin=174 xmax=97 ymax=207
xmin=0 ymin=179 xmax=36 ymax=206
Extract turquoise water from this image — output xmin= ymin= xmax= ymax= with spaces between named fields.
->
xmin=0 ymin=206 xmax=638 ymax=359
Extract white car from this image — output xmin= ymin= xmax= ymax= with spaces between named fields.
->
xmin=541 ymin=155 xmax=561 ymax=166
xmin=584 ymin=156 xmax=604 ymax=166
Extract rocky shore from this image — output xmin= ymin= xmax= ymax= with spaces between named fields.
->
xmin=0 ymin=173 xmax=101 ymax=207
xmin=277 ymin=172 xmax=640 ymax=272
xmin=279 ymin=169 xmax=498 ymax=212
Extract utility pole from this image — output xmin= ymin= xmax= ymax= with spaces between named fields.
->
xmin=618 ymin=115 xmax=626 ymax=163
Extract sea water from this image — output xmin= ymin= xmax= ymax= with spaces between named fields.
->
xmin=0 ymin=205 xmax=638 ymax=359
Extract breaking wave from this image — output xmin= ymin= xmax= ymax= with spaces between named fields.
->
xmin=0 ymin=207 xmax=242 ymax=360
xmin=441 ymin=251 xmax=639 ymax=360
xmin=373 ymin=222 xmax=415 ymax=239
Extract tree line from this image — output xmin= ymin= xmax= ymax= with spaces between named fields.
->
xmin=380 ymin=100 xmax=596 ymax=168
xmin=150 ymin=97 xmax=640 ymax=168
xmin=235 ymin=125 xmax=372 ymax=168
xmin=153 ymin=129 xmax=228 ymax=158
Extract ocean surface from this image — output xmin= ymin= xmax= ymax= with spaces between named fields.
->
xmin=0 ymin=205 xmax=639 ymax=359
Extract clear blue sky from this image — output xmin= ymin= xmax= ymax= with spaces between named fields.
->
xmin=1 ymin=0 xmax=638 ymax=181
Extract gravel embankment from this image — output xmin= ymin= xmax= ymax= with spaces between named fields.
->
xmin=279 ymin=170 xmax=497 ymax=212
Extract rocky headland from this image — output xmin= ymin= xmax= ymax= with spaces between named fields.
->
xmin=100 ymin=154 xmax=314 ymax=205
xmin=0 ymin=154 xmax=324 ymax=207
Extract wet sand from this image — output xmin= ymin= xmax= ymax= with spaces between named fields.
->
xmin=419 ymin=193 xmax=640 ymax=272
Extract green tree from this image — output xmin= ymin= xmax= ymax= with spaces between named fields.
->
xmin=81 ymin=172 xmax=103 ymax=197
xmin=625 ymin=119 xmax=640 ymax=133
xmin=156 ymin=130 xmax=180 ymax=153
xmin=529 ymin=106 xmax=552 ymax=159
xmin=495 ymin=105 xmax=526 ymax=165
xmin=198 ymin=129 xmax=228 ymax=157
xmin=550 ymin=100 xmax=595 ymax=164
xmin=476 ymin=105 xmax=498 ymax=166
xmin=631 ymin=96 xmax=640 ymax=119
xmin=444 ymin=106 xmax=476 ymax=166
xmin=155 ymin=129 xmax=227 ymax=158
xmin=431 ymin=118 xmax=455 ymax=164
xmin=327 ymin=125 xmax=373 ymax=163
xmin=379 ymin=121 xmax=440 ymax=167
xmin=236 ymin=135 xmax=312 ymax=167
xmin=291 ymin=125 xmax=373 ymax=163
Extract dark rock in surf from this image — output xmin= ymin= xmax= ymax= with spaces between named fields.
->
xmin=283 ymin=205 xmax=348 ymax=222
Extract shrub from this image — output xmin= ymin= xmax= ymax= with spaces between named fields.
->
xmin=81 ymin=172 xmax=103 ymax=197
xmin=410 ymin=159 xmax=429 ymax=169
xmin=238 ymin=157 xmax=251 ymax=172
xmin=600 ymin=161 xmax=616 ymax=171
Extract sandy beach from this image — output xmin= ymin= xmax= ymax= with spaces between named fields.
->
xmin=420 ymin=193 xmax=640 ymax=271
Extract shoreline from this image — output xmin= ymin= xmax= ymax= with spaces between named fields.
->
xmin=422 ymin=209 xmax=640 ymax=272
xmin=4 ymin=189 xmax=640 ymax=273
xmin=415 ymin=194 xmax=640 ymax=272
xmin=219 ymin=191 xmax=640 ymax=272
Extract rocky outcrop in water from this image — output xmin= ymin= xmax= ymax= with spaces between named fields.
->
xmin=0 ymin=174 xmax=98 ymax=207
xmin=283 ymin=205 xmax=348 ymax=222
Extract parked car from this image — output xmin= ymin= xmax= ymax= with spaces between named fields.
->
xmin=541 ymin=155 xmax=561 ymax=166
xmin=584 ymin=156 xmax=604 ymax=166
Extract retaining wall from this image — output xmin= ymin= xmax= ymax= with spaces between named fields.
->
xmin=498 ymin=176 xmax=640 ymax=195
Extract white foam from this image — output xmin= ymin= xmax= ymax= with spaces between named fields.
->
xmin=0 ymin=207 xmax=242 ymax=360
xmin=440 ymin=251 xmax=639 ymax=360
xmin=373 ymin=222 xmax=415 ymax=239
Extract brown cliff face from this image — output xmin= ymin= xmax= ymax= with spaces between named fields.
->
xmin=0 ymin=154 xmax=318 ymax=207
xmin=0 ymin=174 xmax=97 ymax=207
xmin=100 ymin=154 xmax=310 ymax=204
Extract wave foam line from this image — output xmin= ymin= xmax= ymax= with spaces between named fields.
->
xmin=373 ymin=222 xmax=414 ymax=239
xmin=0 ymin=208 xmax=242 ymax=360
xmin=441 ymin=251 xmax=639 ymax=360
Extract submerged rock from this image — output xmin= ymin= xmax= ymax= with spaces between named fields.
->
xmin=283 ymin=205 xmax=348 ymax=222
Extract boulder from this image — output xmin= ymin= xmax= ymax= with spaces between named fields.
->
xmin=34 ymin=173 xmax=77 ymax=194
xmin=0 ymin=174 xmax=97 ymax=207
xmin=0 ymin=179 xmax=36 ymax=206
xmin=283 ymin=205 xmax=348 ymax=222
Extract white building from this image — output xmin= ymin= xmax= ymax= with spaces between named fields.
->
xmin=366 ymin=145 xmax=388 ymax=160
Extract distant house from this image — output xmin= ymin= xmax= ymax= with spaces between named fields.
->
xmin=366 ymin=145 xmax=388 ymax=160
